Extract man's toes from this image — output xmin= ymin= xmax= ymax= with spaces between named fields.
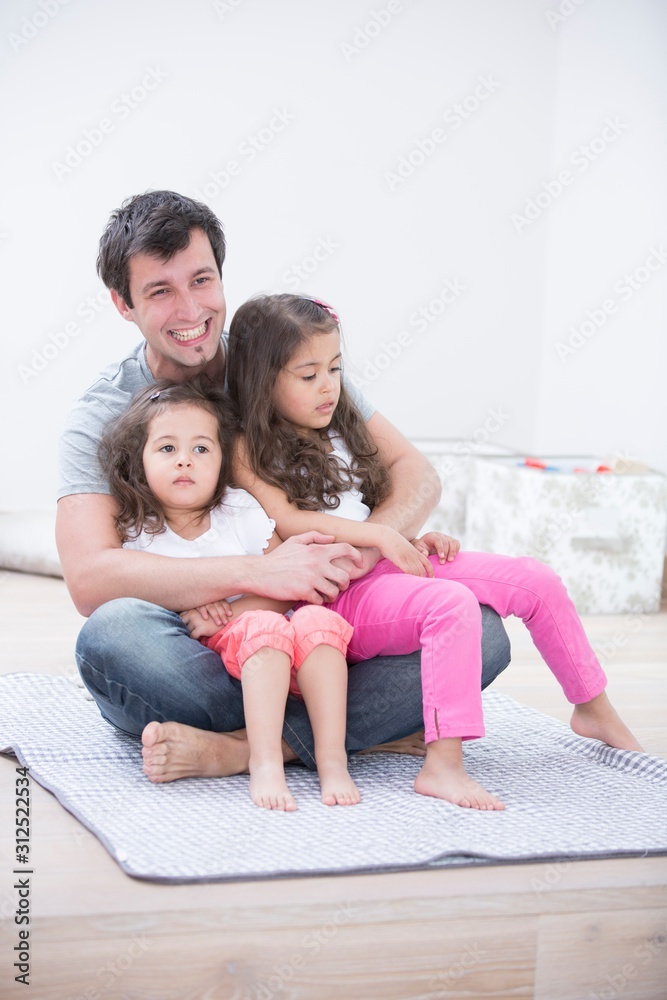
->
xmin=142 ymin=720 xmax=162 ymax=748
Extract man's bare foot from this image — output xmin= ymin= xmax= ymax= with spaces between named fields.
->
xmin=141 ymin=721 xmax=250 ymax=783
xmin=359 ymin=731 xmax=426 ymax=757
xmin=317 ymin=756 xmax=361 ymax=806
xmin=249 ymin=759 xmax=297 ymax=811
xmin=571 ymin=692 xmax=643 ymax=751
xmin=414 ymin=759 xmax=505 ymax=810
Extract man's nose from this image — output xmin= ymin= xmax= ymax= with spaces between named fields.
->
xmin=174 ymin=288 xmax=199 ymax=321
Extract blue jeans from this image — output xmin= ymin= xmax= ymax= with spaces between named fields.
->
xmin=76 ymin=599 xmax=511 ymax=769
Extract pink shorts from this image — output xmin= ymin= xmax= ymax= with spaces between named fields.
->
xmin=202 ymin=605 xmax=353 ymax=699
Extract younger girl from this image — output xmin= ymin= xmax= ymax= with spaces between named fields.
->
xmin=99 ymin=377 xmax=360 ymax=812
xmin=226 ymin=294 xmax=642 ymax=809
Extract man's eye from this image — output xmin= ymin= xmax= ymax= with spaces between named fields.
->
xmin=193 ymin=277 xmax=210 ymax=286
xmin=151 ymin=288 xmax=168 ymax=297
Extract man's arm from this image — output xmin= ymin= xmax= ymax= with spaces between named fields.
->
xmin=362 ymin=411 xmax=441 ymax=537
xmin=56 ymin=493 xmax=359 ymax=617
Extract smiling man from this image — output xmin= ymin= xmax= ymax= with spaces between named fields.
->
xmin=56 ymin=190 xmax=510 ymax=784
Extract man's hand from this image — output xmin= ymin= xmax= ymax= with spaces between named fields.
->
xmin=258 ymin=532 xmax=363 ymax=604
xmin=331 ymin=546 xmax=382 ymax=583
xmin=411 ymin=531 xmax=461 ymax=563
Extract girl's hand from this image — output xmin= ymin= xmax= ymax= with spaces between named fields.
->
xmin=192 ymin=599 xmax=235 ymax=628
xmin=412 ymin=531 xmax=460 ymax=563
xmin=180 ymin=605 xmax=230 ymax=640
xmin=377 ymin=527 xmax=434 ymax=578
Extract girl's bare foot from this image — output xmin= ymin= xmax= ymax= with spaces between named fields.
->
xmin=141 ymin=721 xmax=250 ymax=783
xmin=414 ymin=759 xmax=505 ymax=810
xmin=414 ymin=737 xmax=505 ymax=810
xmin=249 ymin=758 xmax=297 ymax=811
xmin=317 ymin=756 xmax=361 ymax=806
xmin=571 ymin=692 xmax=643 ymax=751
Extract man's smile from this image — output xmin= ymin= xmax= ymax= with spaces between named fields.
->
xmin=168 ymin=319 xmax=210 ymax=343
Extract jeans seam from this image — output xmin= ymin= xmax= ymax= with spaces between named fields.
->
xmin=282 ymin=717 xmax=316 ymax=770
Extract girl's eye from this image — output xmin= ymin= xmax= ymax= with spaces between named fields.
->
xmin=302 ymin=374 xmax=316 ymax=382
xmin=160 ymin=445 xmax=175 ymax=452
xmin=330 ymin=365 xmax=342 ymax=373
xmin=193 ymin=445 xmax=208 ymax=454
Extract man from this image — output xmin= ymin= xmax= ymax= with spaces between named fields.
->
xmin=56 ymin=190 xmax=510 ymax=784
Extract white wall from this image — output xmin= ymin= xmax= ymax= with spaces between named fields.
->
xmin=1 ymin=0 xmax=665 ymax=513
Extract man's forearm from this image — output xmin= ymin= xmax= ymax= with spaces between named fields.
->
xmin=69 ymin=548 xmax=268 ymax=617
xmin=368 ymin=454 xmax=442 ymax=538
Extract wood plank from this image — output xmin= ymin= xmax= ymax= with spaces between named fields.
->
xmin=535 ymin=908 xmax=667 ymax=1000
xmin=3 ymin=914 xmax=538 ymax=1000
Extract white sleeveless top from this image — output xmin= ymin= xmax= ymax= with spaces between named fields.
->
xmin=323 ymin=434 xmax=371 ymax=522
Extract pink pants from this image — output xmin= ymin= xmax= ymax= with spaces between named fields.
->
xmin=203 ymin=605 xmax=353 ymax=699
xmin=313 ymin=552 xmax=607 ymax=745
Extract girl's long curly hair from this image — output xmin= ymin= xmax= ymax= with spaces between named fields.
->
xmin=227 ymin=294 xmax=391 ymax=512
xmin=98 ymin=375 xmax=237 ymax=543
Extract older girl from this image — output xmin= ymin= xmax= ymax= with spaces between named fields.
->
xmin=226 ymin=294 xmax=641 ymax=809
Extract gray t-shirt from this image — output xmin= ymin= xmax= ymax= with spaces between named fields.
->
xmin=58 ymin=335 xmax=376 ymax=499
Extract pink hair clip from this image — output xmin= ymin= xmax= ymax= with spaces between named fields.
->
xmin=307 ymin=297 xmax=340 ymax=326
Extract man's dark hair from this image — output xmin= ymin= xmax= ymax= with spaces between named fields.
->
xmin=97 ymin=190 xmax=226 ymax=308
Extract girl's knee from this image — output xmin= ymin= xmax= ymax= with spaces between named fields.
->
xmin=518 ymin=556 xmax=567 ymax=596
xmin=432 ymin=581 xmax=483 ymax=621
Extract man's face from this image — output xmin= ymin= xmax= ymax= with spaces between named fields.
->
xmin=111 ymin=228 xmax=227 ymax=381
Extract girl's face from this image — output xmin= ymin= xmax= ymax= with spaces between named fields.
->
xmin=142 ymin=403 xmax=222 ymax=517
xmin=273 ymin=330 xmax=342 ymax=435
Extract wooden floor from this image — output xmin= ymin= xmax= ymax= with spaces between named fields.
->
xmin=0 ymin=571 xmax=666 ymax=999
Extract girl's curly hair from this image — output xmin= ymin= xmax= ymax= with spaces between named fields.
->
xmin=227 ymin=294 xmax=391 ymax=511
xmin=98 ymin=375 xmax=237 ymax=542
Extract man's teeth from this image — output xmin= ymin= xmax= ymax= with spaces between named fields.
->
xmin=169 ymin=322 xmax=207 ymax=342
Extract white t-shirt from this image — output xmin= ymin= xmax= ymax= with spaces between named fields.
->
xmin=122 ymin=488 xmax=275 ymax=602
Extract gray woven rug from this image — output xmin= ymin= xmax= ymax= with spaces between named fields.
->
xmin=1 ymin=673 xmax=665 ymax=883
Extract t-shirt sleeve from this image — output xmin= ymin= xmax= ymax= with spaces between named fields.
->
xmin=57 ymin=397 xmax=114 ymax=499
xmin=222 ymin=489 xmax=276 ymax=555
xmin=343 ymin=375 xmax=375 ymax=423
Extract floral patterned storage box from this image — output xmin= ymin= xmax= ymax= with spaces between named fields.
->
xmin=412 ymin=440 xmax=517 ymax=542
xmin=464 ymin=456 xmax=667 ymax=615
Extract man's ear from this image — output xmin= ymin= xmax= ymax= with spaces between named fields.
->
xmin=110 ymin=289 xmax=134 ymax=322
